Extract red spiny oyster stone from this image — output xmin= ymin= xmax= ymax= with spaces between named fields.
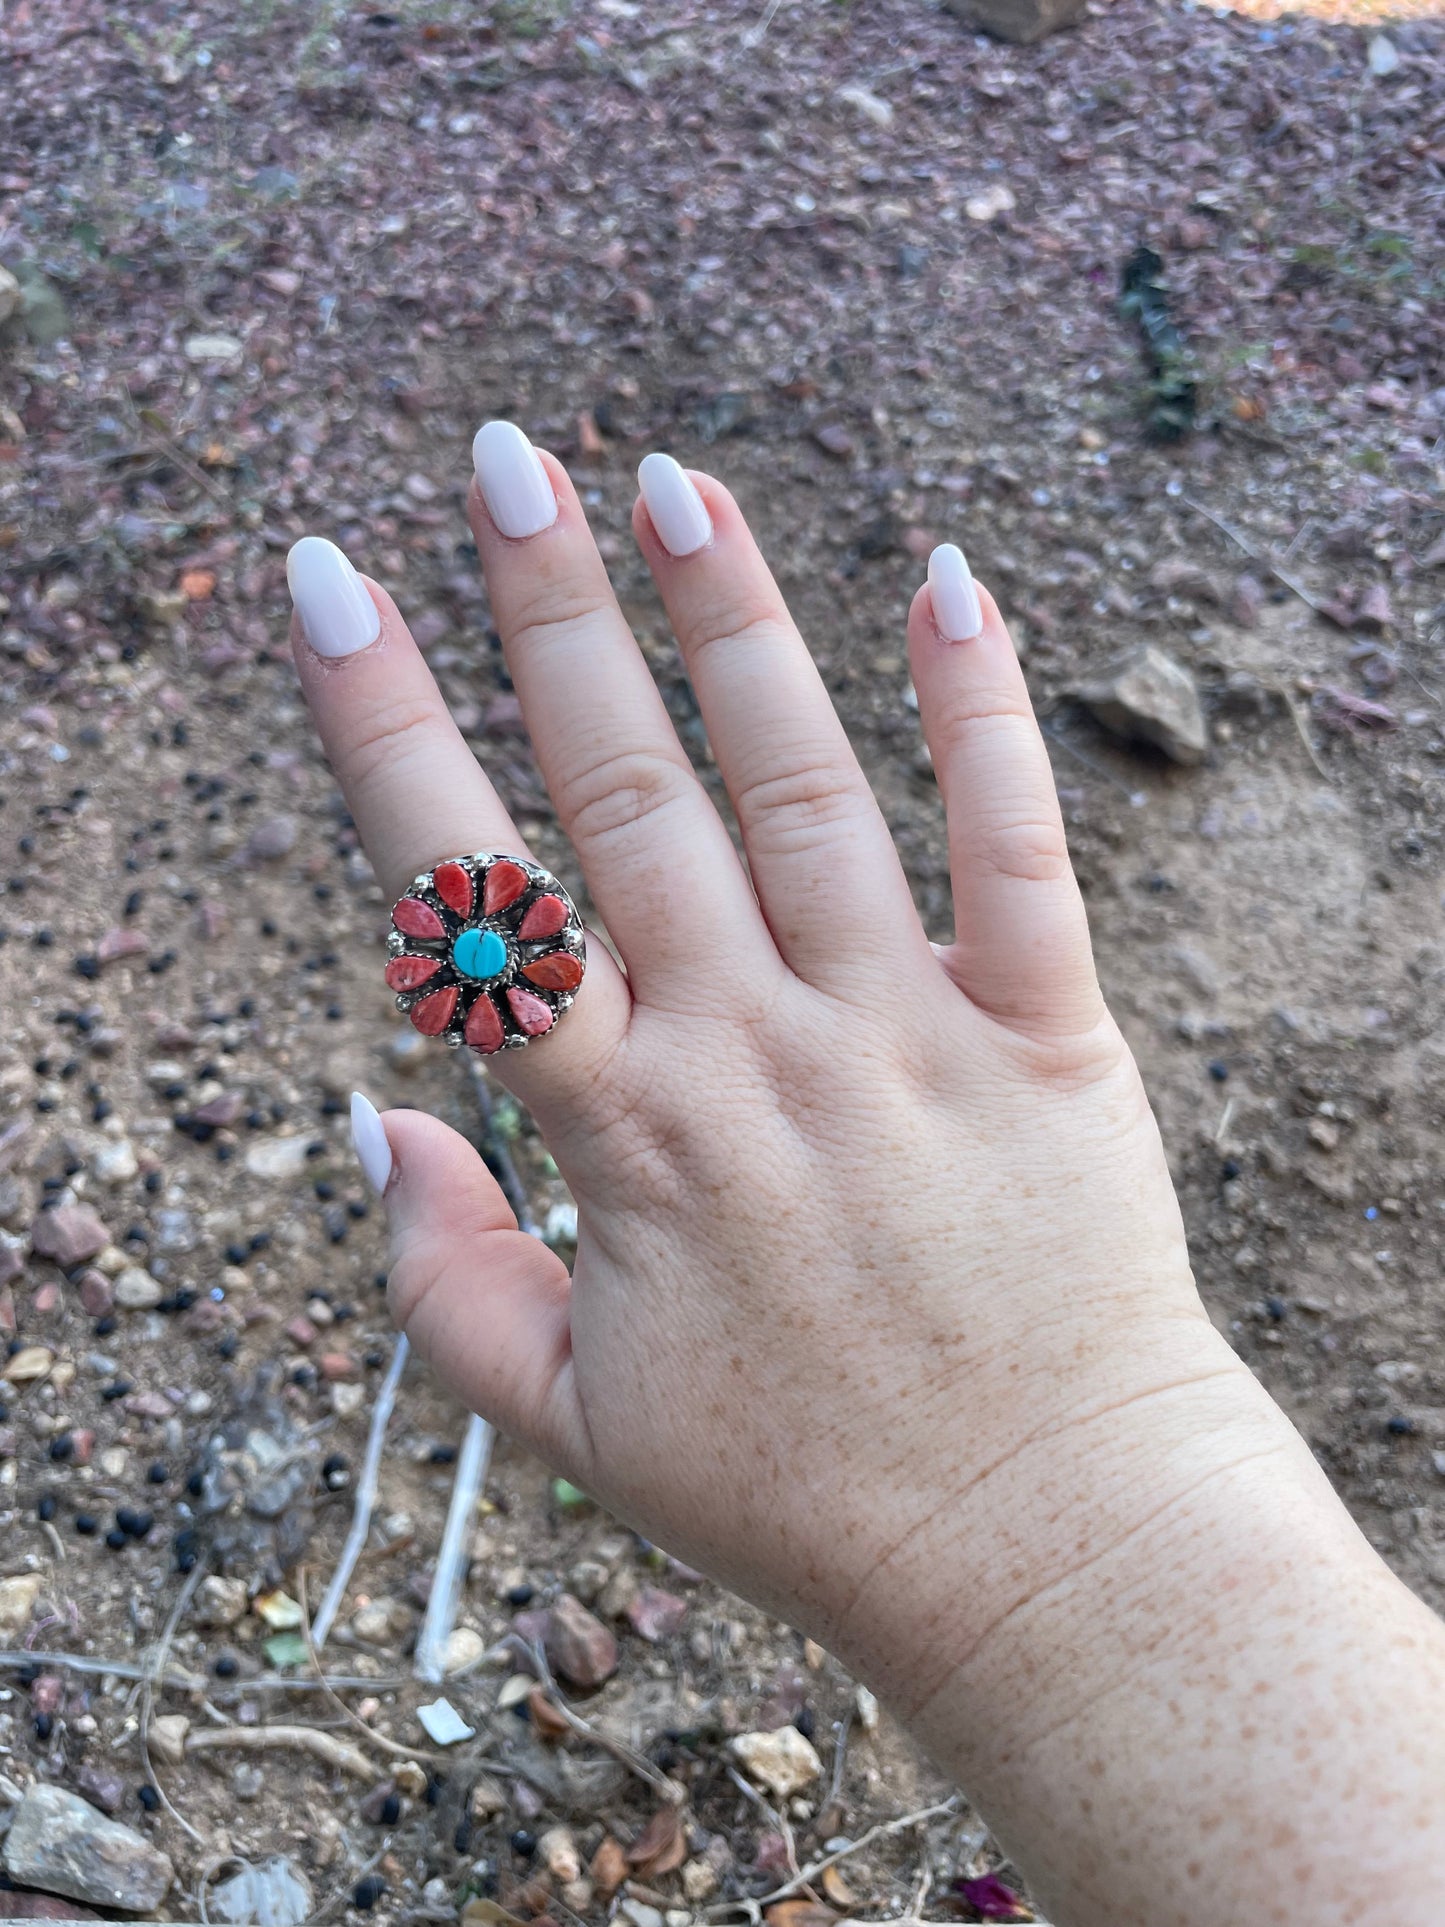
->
xmin=518 ymin=894 xmax=569 ymax=940
xmin=409 ymin=985 xmax=459 ymax=1035
xmin=521 ymin=951 xmax=583 ymax=992
xmin=464 ymin=994 xmax=505 ymax=1054
xmin=483 ymin=860 xmax=529 ymax=914
xmin=393 ymin=896 xmax=446 ymax=940
xmin=433 ymin=861 xmax=474 ymax=917
xmin=385 ymin=955 xmax=441 ymax=993
xmin=506 ymin=986 xmax=555 ymax=1036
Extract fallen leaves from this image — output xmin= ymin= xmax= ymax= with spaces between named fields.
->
xmin=625 ymin=1807 xmax=688 ymax=1880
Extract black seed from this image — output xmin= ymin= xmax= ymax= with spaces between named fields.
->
xmin=105 ymin=1528 xmax=128 ymax=1550
xmin=509 ymin=1830 xmax=536 ymax=1859
xmin=37 ymin=1494 xmax=56 ymax=1522
xmin=1221 ymin=1157 xmax=1241 ymax=1182
xmin=214 ymin=1653 xmax=239 ymax=1678
xmin=147 ymin=1461 xmax=168 ymax=1484
xmin=75 ymin=1513 xmax=98 ymax=1536
xmin=351 ymin=1876 xmax=387 ymax=1911
xmin=505 ymin=1583 xmax=534 ymax=1607
xmin=138 ymin=1783 xmax=160 ymax=1812
xmin=34 ymin=1712 xmax=53 ymax=1740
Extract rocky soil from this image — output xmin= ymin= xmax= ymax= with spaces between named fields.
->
xmin=0 ymin=1 xmax=1442 ymax=1922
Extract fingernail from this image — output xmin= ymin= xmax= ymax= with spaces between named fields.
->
xmin=928 ymin=543 xmax=983 ymax=643
xmin=472 ymin=420 xmax=558 ymax=540
xmin=637 ymin=452 xmax=713 ymax=558
xmin=286 ymin=537 xmax=381 ymax=658
xmin=351 ymin=1091 xmax=393 ymax=1196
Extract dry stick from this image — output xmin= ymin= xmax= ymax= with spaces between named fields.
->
xmin=1182 ymin=493 xmax=1334 ymax=619
xmin=311 ymin=1330 xmax=409 ymax=1650
xmin=0 ymin=1649 xmax=404 ymax=1693
xmin=297 ymin=1567 xmax=442 ymax=1767
xmin=184 ymin=1723 xmax=377 ymax=1780
xmin=142 ymin=1562 xmax=206 ymax=1847
xmin=727 ymin=1765 xmax=800 ymax=1882
xmin=520 ymin=1636 xmax=685 ymax=1807
xmin=708 ymin=1795 xmax=963 ymax=1918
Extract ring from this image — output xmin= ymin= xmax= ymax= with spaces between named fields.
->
xmin=385 ymin=853 xmax=585 ymax=1053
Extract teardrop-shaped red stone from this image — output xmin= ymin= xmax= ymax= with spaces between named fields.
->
xmin=385 ymin=955 xmax=442 ymax=993
xmin=409 ymin=985 xmax=459 ymax=1036
xmin=394 ymin=897 xmax=446 ymax=941
xmin=506 ymin=986 xmax=555 ymax=1036
xmin=433 ymin=861 xmax=474 ymax=917
xmin=463 ymin=994 xmax=505 ymax=1054
xmin=517 ymin=894 xmax=569 ymax=940
xmin=521 ymin=951 xmax=583 ymax=992
xmin=483 ymin=860 xmax=529 ymax=915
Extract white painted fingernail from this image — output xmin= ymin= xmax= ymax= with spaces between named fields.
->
xmin=287 ymin=537 xmax=381 ymax=658
xmin=928 ymin=543 xmax=983 ymax=642
xmin=351 ymin=1091 xmax=393 ymax=1197
xmin=638 ymin=452 xmax=713 ymax=558
xmin=472 ymin=421 xmax=558 ymax=540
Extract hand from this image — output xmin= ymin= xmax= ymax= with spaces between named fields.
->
xmin=289 ymin=426 xmax=1445 ymax=1927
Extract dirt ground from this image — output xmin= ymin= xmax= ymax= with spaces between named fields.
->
xmin=0 ymin=1 xmax=1443 ymax=1922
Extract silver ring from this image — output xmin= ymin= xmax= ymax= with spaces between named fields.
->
xmin=385 ymin=853 xmax=585 ymax=1053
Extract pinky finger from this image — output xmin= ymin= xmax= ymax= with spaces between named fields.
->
xmin=909 ymin=545 xmax=1104 ymax=1039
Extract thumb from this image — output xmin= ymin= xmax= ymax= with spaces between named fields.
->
xmin=351 ymin=1093 xmax=585 ymax=1472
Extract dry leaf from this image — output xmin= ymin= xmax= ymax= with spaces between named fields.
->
xmin=460 ymin=1902 xmax=528 ymax=1927
xmin=626 ymin=1806 xmax=687 ymax=1879
xmin=820 ymin=1867 xmax=859 ymax=1910
xmin=527 ymin=1685 xmax=571 ymax=1741
xmin=764 ymin=1902 xmax=839 ymax=1927
xmin=589 ymin=1838 xmax=628 ymax=1899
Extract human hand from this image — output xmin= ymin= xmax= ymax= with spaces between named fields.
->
xmin=289 ymin=427 xmax=1445 ymax=1926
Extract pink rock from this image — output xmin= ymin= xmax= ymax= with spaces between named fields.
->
xmin=393 ymin=897 xmax=446 ymax=941
xmin=0 ymin=1244 xmax=23 ymax=1288
xmin=96 ymin=926 xmax=149 ymax=965
xmin=626 ymin=1586 xmax=689 ymax=1643
xmin=29 ymin=1674 xmax=63 ymax=1716
xmin=31 ymin=1205 xmax=109 ymax=1269
xmin=29 ymin=1279 xmax=60 ymax=1316
xmin=464 ymin=994 xmax=505 ymax=1054
xmin=77 ymin=1270 xmax=113 ymax=1317
xmin=69 ymin=1429 xmax=94 ymax=1466
xmin=517 ymin=894 xmax=568 ymax=940
xmin=124 ymin=1391 xmax=175 ymax=1420
xmin=192 ymin=1092 xmax=244 ymax=1127
xmin=506 ymin=987 xmax=555 ymax=1037
xmin=319 ymin=1351 xmax=358 ymax=1381
xmin=545 ymin=1592 xmax=618 ymax=1688
xmin=285 ymin=1315 xmax=318 ymax=1348
xmin=432 ymin=861 xmax=474 ymax=916
xmin=410 ymin=985 xmax=459 ymax=1036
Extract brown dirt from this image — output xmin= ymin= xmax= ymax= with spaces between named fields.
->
xmin=0 ymin=0 xmax=1442 ymax=1920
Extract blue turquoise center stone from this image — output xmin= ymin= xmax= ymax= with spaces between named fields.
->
xmin=452 ymin=926 xmax=507 ymax=981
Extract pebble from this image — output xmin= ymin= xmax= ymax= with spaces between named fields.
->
xmin=90 ymin=1140 xmax=138 ymax=1185
xmin=443 ymin=1626 xmax=487 ymax=1675
xmin=1 ymin=1784 xmax=174 ymax=1912
xmin=538 ymin=1827 xmax=581 ymax=1883
xmin=626 ymin=1586 xmax=689 ymax=1643
xmin=245 ymin=1136 xmax=313 ymax=1180
xmin=245 ymin=814 xmax=298 ymax=861
xmin=1076 ymin=645 xmax=1208 ymax=765
xmin=148 ymin=1713 xmax=189 ymax=1764
xmin=184 ymin=333 xmax=244 ymax=362
xmin=113 ymin=1267 xmax=163 ymax=1311
xmin=77 ymin=1269 xmax=114 ymax=1316
xmin=545 ymin=1592 xmax=619 ymax=1688
xmin=208 ymin=1855 xmax=313 ymax=1927
xmin=729 ymin=1726 xmax=824 ymax=1798
xmin=30 ymin=1205 xmax=109 ymax=1269
xmin=73 ymin=1765 xmax=126 ymax=1816
xmin=0 ymin=1572 xmax=42 ymax=1636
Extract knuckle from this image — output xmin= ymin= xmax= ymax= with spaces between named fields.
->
xmin=556 ymin=744 xmax=696 ymax=848
xmin=344 ymin=694 xmax=452 ymax=790
xmin=970 ymin=808 xmax=1072 ymax=886
xmin=507 ymin=583 xmax=616 ymax=658
xmin=733 ymin=757 xmax=872 ymax=852
xmin=681 ymin=606 xmax=788 ymax=666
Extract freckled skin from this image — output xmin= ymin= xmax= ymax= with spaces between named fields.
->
xmin=296 ymin=460 xmax=1445 ymax=1927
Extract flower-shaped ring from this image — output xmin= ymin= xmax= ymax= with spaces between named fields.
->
xmin=385 ymin=854 xmax=585 ymax=1053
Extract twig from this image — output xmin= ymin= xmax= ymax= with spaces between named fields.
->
xmin=728 ymin=1765 xmax=800 ymax=1880
xmin=298 ymin=1569 xmax=440 ymax=1766
xmin=826 ymin=1704 xmax=853 ymax=1812
xmin=520 ymin=1636 xmax=685 ymax=1806
xmin=415 ymin=1410 xmax=494 ymax=1684
xmin=312 ymin=1331 xmax=409 ymax=1649
xmin=183 ymin=1723 xmax=377 ymax=1780
xmin=0 ymin=1649 xmax=405 ymax=1691
xmin=142 ymin=1561 xmax=206 ymax=1845
xmin=709 ymin=1796 xmax=962 ymax=1916
xmin=1183 ymin=494 xmax=1333 ymax=619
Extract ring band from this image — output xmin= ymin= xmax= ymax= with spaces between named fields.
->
xmin=385 ymin=853 xmax=585 ymax=1053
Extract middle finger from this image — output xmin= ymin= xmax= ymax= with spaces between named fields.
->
xmin=470 ymin=422 xmax=778 ymax=1008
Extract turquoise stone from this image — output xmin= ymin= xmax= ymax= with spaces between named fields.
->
xmin=452 ymin=926 xmax=507 ymax=981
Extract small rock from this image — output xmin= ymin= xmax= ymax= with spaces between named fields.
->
xmin=812 ymin=422 xmax=855 ymax=460
xmin=4 ymin=1345 xmax=53 ymax=1383
xmin=626 ymin=1587 xmax=688 ymax=1643
xmin=95 ymin=928 xmax=148 ymax=967
xmin=0 ymin=266 xmax=20 ymax=325
xmin=945 ymin=0 xmax=1085 ymax=43
xmin=359 ymin=1779 xmax=399 ymax=1825
xmin=545 ymin=1593 xmax=618 ymax=1688
xmin=964 ymin=182 xmax=1016 ymax=223
xmin=619 ymin=1901 xmax=664 ymax=1927
xmin=468 ymin=1775 xmax=507 ymax=1819
xmin=2 ymin=1785 xmax=174 ymax=1913
xmin=1367 ymin=32 xmax=1400 ymax=76
xmin=73 ymin=1767 xmax=126 ymax=1818
xmin=245 ymin=814 xmax=298 ymax=861
xmin=682 ymin=1858 xmax=719 ymax=1902
xmin=417 ymin=1698 xmax=475 ymax=1746
xmin=90 ymin=1141 xmax=138 ymax=1186
xmin=0 ymin=1572 xmax=42 ymax=1636
xmin=443 ymin=1627 xmax=487 ymax=1675
xmin=195 ymin=1576 xmax=249 ymax=1628
xmin=1077 ymin=645 xmax=1207 ymax=765
xmin=350 ymin=1597 xmax=407 ymax=1643
xmin=113 ymin=1268 xmax=163 ymax=1311
xmin=208 ymin=1855 xmax=313 ymax=1927
xmin=284 ymin=1315 xmax=318 ymax=1349
xmin=184 ymin=333 xmax=244 ymax=363
xmin=1356 ymin=583 xmax=1395 ymax=634
xmin=855 ymin=1684 xmax=880 ymax=1731
xmin=538 ymin=1827 xmax=581 ymax=1884
xmin=31 ymin=1206 xmax=109 ymax=1269
xmin=149 ymin=1714 xmax=190 ymax=1765
xmin=245 ymin=1136 xmax=313 ymax=1180
xmin=729 ymin=1726 xmax=823 ymax=1799
xmin=835 ymin=84 xmax=893 ymax=128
